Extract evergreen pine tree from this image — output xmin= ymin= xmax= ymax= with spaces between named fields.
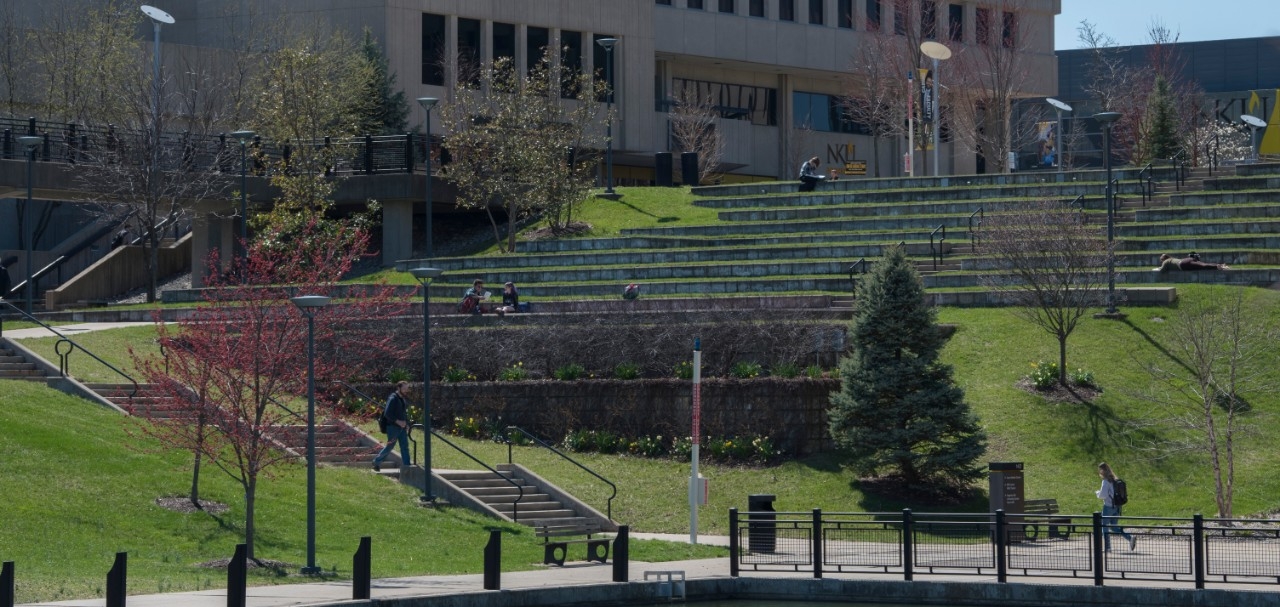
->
xmin=359 ymin=28 xmax=409 ymax=135
xmin=828 ymin=245 xmax=987 ymax=491
xmin=1146 ymin=75 xmax=1181 ymax=161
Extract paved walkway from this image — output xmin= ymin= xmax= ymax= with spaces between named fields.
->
xmin=2 ymin=322 xmax=155 ymax=340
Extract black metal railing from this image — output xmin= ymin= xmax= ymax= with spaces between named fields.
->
xmin=1071 ymin=194 xmax=1086 ymax=222
xmin=505 ymin=425 xmax=617 ymax=521
xmin=847 ymin=258 xmax=867 ymax=299
xmin=410 ymin=423 xmax=525 ymax=520
xmin=1137 ymin=163 xmax=1153 ymax=207
xmin=967 ymin=208 xmax=983 ymax=247
xmin=0 ymin=300 xmax=139 ymax=396
xmin=729 ymin=508 xmax=1280 ymax=589
xmin=929 ymin=225 xmax=946 ymax=270
xmin=1171 ymin=151 xmax=1188 ymax=190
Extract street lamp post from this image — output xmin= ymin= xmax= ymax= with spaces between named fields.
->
xmin=416 ymin=98 xmax=438 ymax=258
xmin=19 ymin=135 xmax=42 ymax=315
xmin=1093 ymin=112 xmax=1122 ymax=315
xmin=1046 ymin=98 xmax=1073 ymax=172
xmin=291 ymin=295 xmax=330 ymax=576
xmin=596 ymin=37 xmax=618 ymax=194
xmin=1241 ymin=114 xmax=1266 ymax=162
xmin=141 ymin=6 xmax=173 ymax=214
xmin=232 ymin=130 xmax=254 ymax=267
xmin=920 ymin=41 xmax=951 ymax=177
xmin=408 ymin=267 xmax=443 ymax=502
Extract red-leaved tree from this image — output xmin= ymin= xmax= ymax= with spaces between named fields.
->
xmin=131 ymin=219 xmax=411 ymax=561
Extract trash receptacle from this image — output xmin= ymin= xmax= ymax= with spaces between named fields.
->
xmin=747 ymin=494 xmax=776 ymax=553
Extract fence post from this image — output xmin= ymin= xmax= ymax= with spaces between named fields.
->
xmin=729 ymin=508 xmax=740 ymax=577
xmin=812 ymin=509 xmax=822 ymax=579
xmin=1091 ymin=512 xmax=1104 ymax=586
xmin=902 ymin=509 xmax=913 ymax=582
xmin=1193 ymin=514 xmax=1205 ymax=590
xmin=227 ymin=544 xmax=246 ymax=607
xmin=482 ymin=529 xmax=501 ymax=590
xmin=2 ymin=561 xmax=13 ymax=607
xmin=404 ymin=132 xmax=415 ymax=173
xmin=352 ymin=536 xmax=371 ymax=600
xmin=995 ymin=509 xmax=1007 ymax=583
xmin=364 ymin=134 xmax=374 ymax=174
xmin=105 ymin=552 xmax=126 ymax=607
xmin=612 ymin=525 xmax=630 ymax=582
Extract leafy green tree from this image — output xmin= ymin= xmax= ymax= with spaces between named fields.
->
xmin=358 ymin=27 xmax=409 ymax=135
xmin=828 ymin=245 xmax=987 ymax=491
xmin=1143 ymin=74 xmax=1181 ymax=162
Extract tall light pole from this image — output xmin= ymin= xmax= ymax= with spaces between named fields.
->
xmin=408 ymin=267 xmax=443 ymax=502
xmin=1093 ymin=112 xmax=1122 ymax=315
xmin=1241 ymin=114 xmax=1266 ymax=162
xmin=416 ymin=98 xmax=438 ymax=258
xmin=19 ymin=136 xmax=42 ymax=315
xmin=141 ymin=6 xmax=173 ymax=208
xmin=596 ymin=37 xmax=618 ymax=194
xmin=291 ymin=295 xmax=329 ymax=576
xmin=920 ymin=41 xmax=951 ymax=177
xmin=232 ymin=130 xmax=254 ymax=268
xmin=1046 ymin=98 xmax=1073 ymax=172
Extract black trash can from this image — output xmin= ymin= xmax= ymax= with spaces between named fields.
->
xmin=747 ymin=494 xmax=776 ymax=553
xmin=655 ymin=152 xmax=673 ymax=187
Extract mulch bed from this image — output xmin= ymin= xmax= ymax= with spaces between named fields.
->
xmin=1015 ymin=379 xmax=1102 ymax=404
xmin=155 ymin=495 xmax=230 ymax=515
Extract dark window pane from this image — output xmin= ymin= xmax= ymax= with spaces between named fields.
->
xmin=976 ymin=7 xmax=991 ymax=45
xmin=720 ymin=0 xmax=735 ymax=13
xmin=673 ymin=77 xmax=777 ymax=126
xmin=1002 ymin=11 xmax=1017 ymax=48
xmin=921 ymin=1 xmax=936 ymax=40
xmin=839 ymin=0 xmax=853 ymax=28
xmin=810 ymin=0 xmax=824 ymax=25
xmin=656 ymin=0 xmax=672 ymax=5
xmin=458 ymin=17 xmax=481 ymax=82
xmin=421 ymin=13 xmax=445 ymax=85
xmin=561 ymin=30 xmax=583 ymax=98
xmin=781 ymin=0 xmax=795 ymax=21
xmin=751 ymin=0 xmax=765 ymax=17
xmin=866 ymin=0 xmax=880 ymax=31
xmin=948 ymin=4 xmax=963 ymax=41
xmin=493 ymin=22 xmax=515 ymax=64
xmin=527 ymin=26 xmax=550 ymax=66
xmin=688 ymin=0 xmax=704 ymax=9
xmin=893 ymin=0 xmax=907 ymax=35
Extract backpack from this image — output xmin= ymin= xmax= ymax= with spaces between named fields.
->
xmin=377 ymin=408 xmax=388 ymax=433
xmin=623 ymin=283 xmax=639 ymax=300
xmin=1113 ymin=478 xmax=1129 ymax=506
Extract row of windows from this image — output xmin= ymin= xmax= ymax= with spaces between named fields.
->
xmin=422 ymin=14 xmax=616 ymax=100
xmin=658 ymin=0 xmax=1017 ymax=47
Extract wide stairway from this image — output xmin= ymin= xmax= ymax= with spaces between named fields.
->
xmin=0 ymin=343 xmax=43 ymax=380
xmin=436 ymin=465 xmax=610 ymax=530
xmin=414 ymin=162 xmax=1280 ymax=307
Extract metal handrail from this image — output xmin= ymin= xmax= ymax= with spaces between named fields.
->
xmin=6 ymin=255 xmax=65 ymax=302
xmin=0 ymin=300 xmax=139 ymax=397
xmin=1171 ymin=151 xmax=1188 ymax=189
xmin=847 ymin=258 xmax=867 ymax=298
xmin=929 ymin=224 xmax=946 ymax=270
xmin=1071 ymin=194 xmax=1086 ymax=221
xmin=1108 ymin=178 xmax=1120 ymax=210
xmin=411 ymin=423 xmax=525 ymax=521
xmin=967 ymin=207 xmax=984 ymax=247
xmin=505 ymin=425 xmax=617 ymax=521
xmin=1137 ymin=163 xmax=1153 ymax=207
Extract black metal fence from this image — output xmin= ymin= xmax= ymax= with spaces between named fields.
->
xmin=729 ymin=508 xmax=1280 ymax=589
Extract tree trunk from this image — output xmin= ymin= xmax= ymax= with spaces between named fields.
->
xmin=189 ymin=450 xmax=201 ymax=507
xmin=1058 ymin=334 xmax=1069 ymax=385
xmin=147 ymin=230 xmax=160 ymax=303
xmin=244 ymin=479 xmax=257 ymax=560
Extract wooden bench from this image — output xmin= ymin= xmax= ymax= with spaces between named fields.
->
xmin=1020 ymin=498 xmax=1074 ymax=540
xmin=535 ymin=521 xmax=611 ymax=566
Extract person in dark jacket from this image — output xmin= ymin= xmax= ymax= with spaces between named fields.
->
xmin=495 ymin=282 xmax=519 ymax=316
xmin=0 ymin=257 xmax=12 ymax=299
xmin=372 ymin=381 xmax=411 ymax=471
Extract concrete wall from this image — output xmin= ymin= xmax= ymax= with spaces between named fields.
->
xmin=45 ymin=235 xmax=192 ymax=310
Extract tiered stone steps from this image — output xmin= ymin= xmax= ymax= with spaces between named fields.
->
xmin=91 ymin=382 xmax=198 ymax=420
xmin=273 ymin=422 xmax=387 ymax=467
xmin=0 ymin=344 xmax=43 ymax=380
xmin=436 ymin=466 xmax=603 ymax=529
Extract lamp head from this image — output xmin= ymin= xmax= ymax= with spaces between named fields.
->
xmin=232 ymin=130 xmax=255 ymax=143
xmin=18 ymin=136 xmax=41 ymax=149
xmin=291 ymin=295 xmax=331 ymax=310
xmin=140 ymin=5 xmax=175 ymax=24
xmin=596 ymin=37 xmax=618 ymax=51
xmin=417 ymin=97 xmax=439 ymax=111
xmin=1241 ymin=114 xmax=1267 ymax=128
xmin=408 ymin=267 xmax=444 ymax=283
xmin=1093 ymin=111 xmax=1122 ymax=125
xmin=1046 ymin=98 xmax=1072 ymax=113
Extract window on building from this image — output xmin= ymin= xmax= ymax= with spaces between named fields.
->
xmin=893 ymin=0 xmax=907 ymax=35
xmin=493 ymin=22 xmax=516 ymax=66
xmin=976 ymin=7 xmax=991 ymax=45
xmin=688 ymin=0 xmax=704 ymax=9
xmin=561 ymin=30 xmax=583 ymax=98
xmin=948 ymin=4 xmax=963 ymax=42
xmin=838 ymin=0 xmax=853 ymax=28
xmin=421 ymin=13 xmax=445 ymax=85
xmin=720 ymin=0 xmax=736 ymax=13
xmin=866 ymin=0 xmax=881 ymax=31
xmin=793 ymin=91 xmax=870 ymax=134
xmin=593 ymin=34 xmax=617 ymax=103
xmin=656 ymin=0 xmax=672 ymax=5
xmin=1002 ymin=11 xmax=1017 ymax=48
xmin=527 ymin=26 xmax=550 ymax=66
xmin=780 ymin=0 xmax=795 ymax=21
xmin=809 ymin=0 xmax=824 ymax=24
xmin=750 ymin=0 xmax=765 ymax=17
xmin=921 ymin=1 xmax=936 ymax=39
xmin=669 ymin=78 xmax=778 ymax=126
xmin=458 ymin=18 xmax=481 ymax=82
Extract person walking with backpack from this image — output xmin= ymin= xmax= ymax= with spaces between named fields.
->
xmin=1096 ymin=462 xmax=1135 ymax=551
xmin=373 ymin=381 xmax=411 ymax=471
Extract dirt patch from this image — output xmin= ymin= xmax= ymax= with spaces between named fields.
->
xmin=155 ymin=495 xmax=230 ymax=515
xmin=195 ymin=557 xmax=296 ymax=573
xmin=1015 ymin=378 xmax=1102 ymax=404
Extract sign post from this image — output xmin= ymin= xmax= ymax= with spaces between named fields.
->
xmin=689 ymin=339 xmax=706 ymax=543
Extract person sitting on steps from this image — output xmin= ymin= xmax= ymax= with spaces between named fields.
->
xmin=798 ymin=156 xmax=825 ymax=192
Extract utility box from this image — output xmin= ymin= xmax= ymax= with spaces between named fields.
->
xmin=989 ymin=462 xmax=1026 ymax=542
xmin=689 ymin=474 xmax=708 ymax=505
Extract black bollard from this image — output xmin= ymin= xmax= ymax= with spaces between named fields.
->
xmin=227 ymin=544 xmax=246 ymax=607
xmin=105 ymin=552 xmax=126 ymax=607
xmin=2 ymin=561 xmax=14 ymax=607
xmin=611 ymin=526 xmax=629 ymax=582
xmin=483 ymin=529 xmax=501 ymax=590
xmin=353 ymin=537 xmax=371 ymax=600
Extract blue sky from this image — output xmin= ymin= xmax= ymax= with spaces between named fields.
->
xmin=1055 ymin=0 xmax=1280 ymax=49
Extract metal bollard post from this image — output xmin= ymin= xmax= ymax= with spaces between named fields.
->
xmin=352 ymin=537 xmax=371 ymax=600
xmin=227 ymin=544 xmax=246 ymax=607
xmin=995 ymin=509 xmax=1007 ymax=583
xmin=612 ymin=525 xmax=630 ymax=582
xmin=105 ymin=552 xmax=126 ymax=607
xmin=1092 ymin=512 xmax=1104 ymax=586
xmin=483 ymin=529 xmax=501 ymax=590
xmin=2 ymin=561 xmax=14 ymax=607
xmin=812 ymin=509 xmax=822 ymax=579
xmin=1193 ymin=514 xmax=1205 ymax=590
xmin=728 ymin=508 xmax=740 ymax=578
xmin=902 ymin=509 xmax=913 ymax=581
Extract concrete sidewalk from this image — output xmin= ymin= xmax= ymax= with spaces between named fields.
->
xmin=2 ymin=322 xmax=155 ymax=340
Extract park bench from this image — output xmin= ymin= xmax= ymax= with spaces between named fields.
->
xmin=1020 ymin=498 xmax=1073 ymax=540
xmin=535 ymin=520 xmax=612 ymax=566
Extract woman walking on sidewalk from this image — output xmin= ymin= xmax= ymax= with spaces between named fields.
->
xmin=1096 ymin=462 xmax=1135 ymax=552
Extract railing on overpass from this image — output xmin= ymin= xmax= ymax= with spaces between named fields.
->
xmin=729 ymin=507 xmax=1280 ymax=589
